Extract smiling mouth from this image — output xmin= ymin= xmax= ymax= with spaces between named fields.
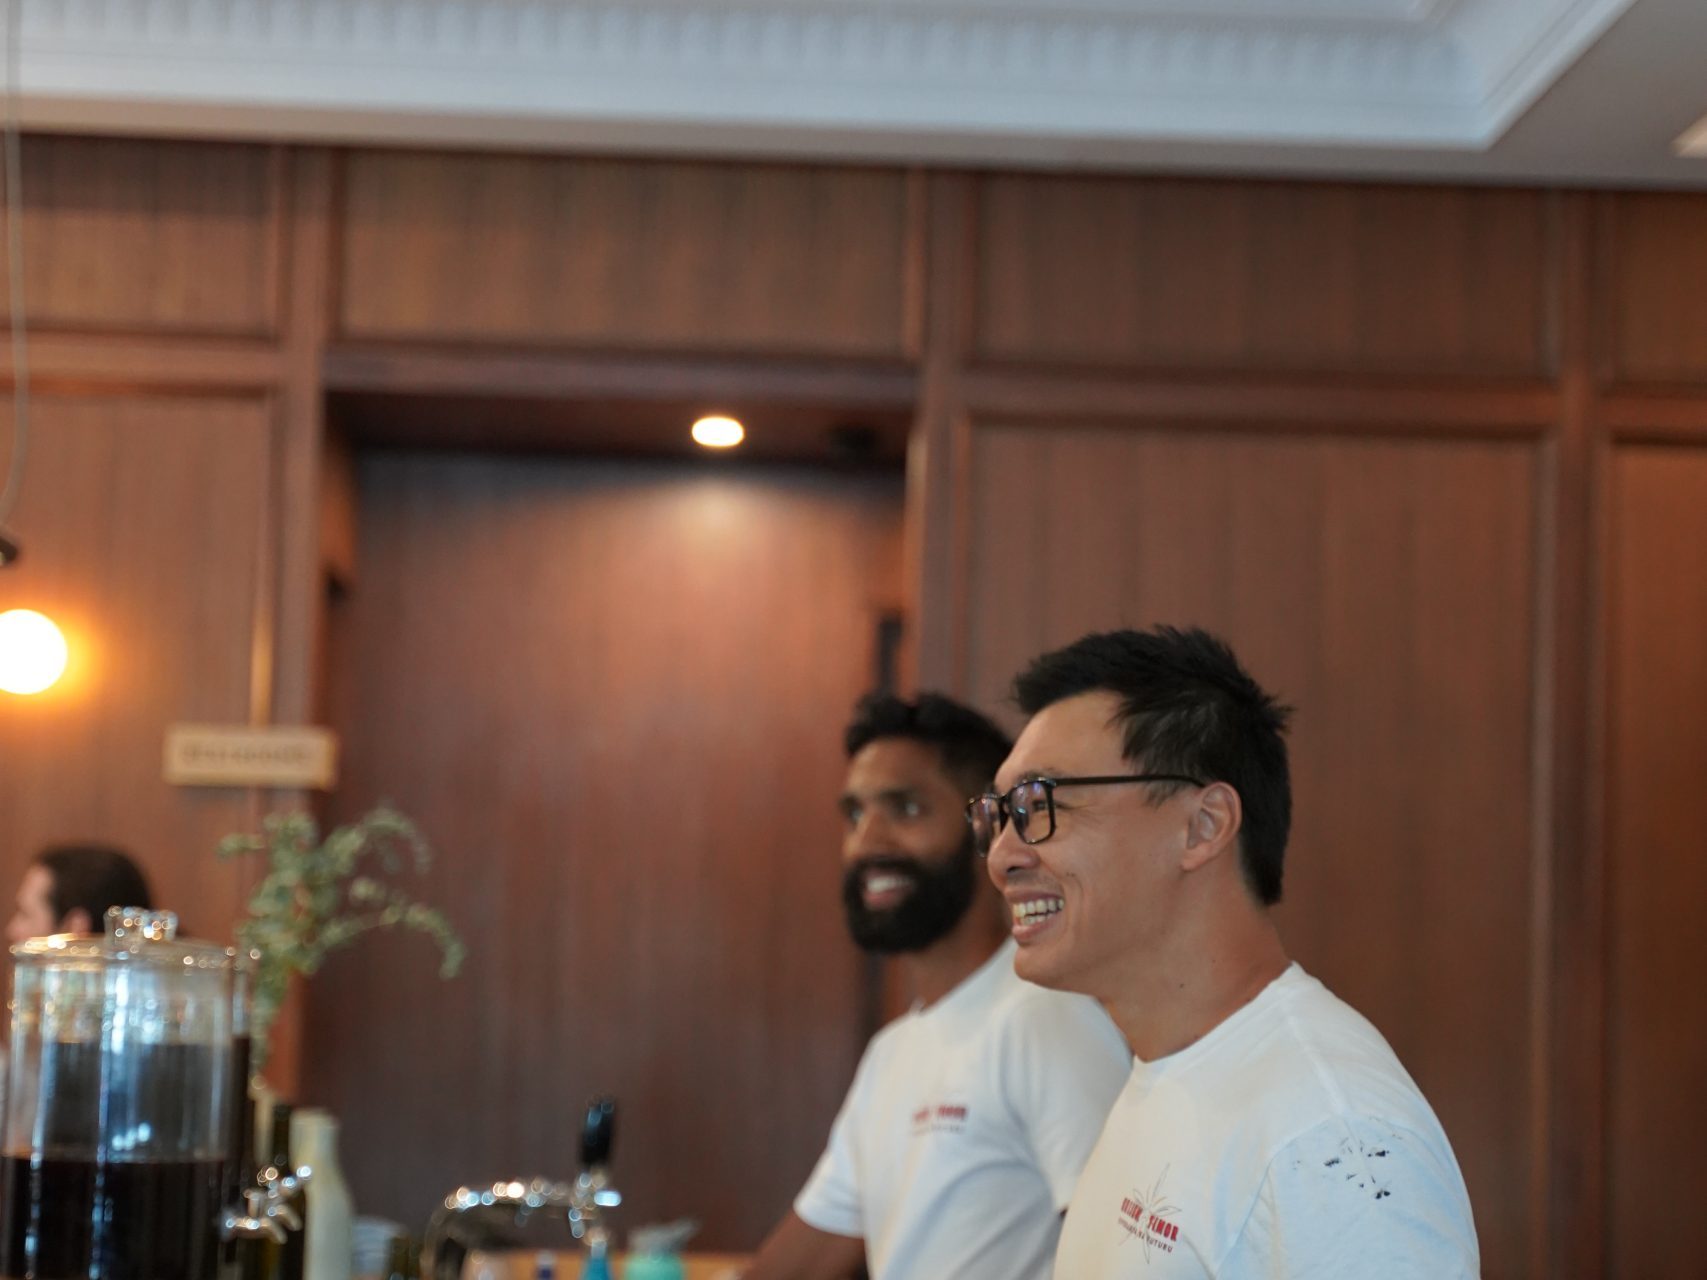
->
xmin=863 ymin=871 xmax=914 ymax=906
xmin=1011 ymin=896 xmax=1064 ymax=927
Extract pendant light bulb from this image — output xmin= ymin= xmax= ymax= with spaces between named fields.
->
xmin=0 ymin=608 xmax=69 ymax=695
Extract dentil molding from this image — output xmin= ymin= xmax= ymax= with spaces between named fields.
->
xmin=10 ymin=0 xmax=1636 ymax=158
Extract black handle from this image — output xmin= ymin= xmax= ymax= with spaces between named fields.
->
xmin=580 ymin=1096 xmax=616 ymax=1168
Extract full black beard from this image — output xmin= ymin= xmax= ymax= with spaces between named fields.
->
xmin=841 ymin=833 xmax=978 ymax=955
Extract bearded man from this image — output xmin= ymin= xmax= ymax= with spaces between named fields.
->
xmin=739 ymin=693 xmax=1131 ymax=1280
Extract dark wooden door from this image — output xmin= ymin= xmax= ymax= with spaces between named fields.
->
xmin=305 ymin=451 xmax=903 ymax=1247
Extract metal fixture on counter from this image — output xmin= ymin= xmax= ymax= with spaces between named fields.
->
xmin=224 ymin=1137 xmax=312 ymax=1248
xmin=224 ymin=1180 xmax=301 ymax=1247
xmin=420 ymin=1097 xmax=621 ymax=1280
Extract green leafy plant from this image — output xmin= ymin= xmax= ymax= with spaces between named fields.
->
xmin=219 ymin=806 xmax=466 ymax=1067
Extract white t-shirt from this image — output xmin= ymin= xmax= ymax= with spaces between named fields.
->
xmin=1056 ymin=964 xmax=1480 ymax=1279
xmin=795 ymin=940 xmax=1131 ymax=1280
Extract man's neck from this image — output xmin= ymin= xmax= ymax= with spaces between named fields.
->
xmin=899 ymin=907 xmax=1009 ymax=1008
xmin=1102 ymin=912 xmax=1290 ymax=1062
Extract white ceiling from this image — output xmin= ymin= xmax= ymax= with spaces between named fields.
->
xmin=13 ymin=0 xmax=1707 ymax=187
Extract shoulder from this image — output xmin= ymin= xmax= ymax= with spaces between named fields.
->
xmin=1264 ymin=974 xmax=1445 ymax=1127
xmin=841 ymin=1010 xmax=922 ymax=1094
xmin=863 ymin=1004 xmax=931 ymax=1066
xmin=1173 ymin=971 xmax=1462 ymax=1180
xmin=1224 ymin=1113 xmax=1479 ymax=1274
xmin=1211 ymin=978 xmax=1478 ymax=1271
xmin=1268 ymin=1113 xmax=1468 ymax=1203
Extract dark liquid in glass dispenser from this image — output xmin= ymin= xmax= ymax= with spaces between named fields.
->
xmin=0 ymin=1041 xmax=229 ymax=1280
xmin=0 ymin=1155 xmax=226 ymax=1280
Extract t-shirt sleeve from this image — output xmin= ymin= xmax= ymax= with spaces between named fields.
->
xmin=1218 ymin=1115 xmax=1481 ymax=1280
xmin=1002 ymin=992 xmax=1132 ymax=1212
xmin=792 ymin=1053 xmax=870 ymax=1239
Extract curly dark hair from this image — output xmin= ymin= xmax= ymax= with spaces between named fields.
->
xmin=844 ymin=692 xmax=1013 ymax=797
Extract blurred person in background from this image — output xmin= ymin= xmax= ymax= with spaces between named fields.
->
xmin=7 ymin=842 xmax=154 ymax=944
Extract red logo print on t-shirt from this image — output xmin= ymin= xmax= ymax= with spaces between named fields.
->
xmin=910 ymin=1102 xmax=970 ymax=1135
xmin=1115 ymin=1167 xmax=1181 ymax=1260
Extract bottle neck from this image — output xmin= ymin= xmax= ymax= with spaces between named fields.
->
xmin=291 ymin=1114 xmax=338 ymax=1166
xmin=269 ymin=1103 xmax=294 ymax=1171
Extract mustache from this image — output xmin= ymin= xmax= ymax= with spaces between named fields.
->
xmin=845 ymin=855 xmax=930 ymax=885
xmin=839 ymin=836 xmax=979 ymax=955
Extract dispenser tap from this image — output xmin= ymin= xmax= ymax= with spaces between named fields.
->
xmin=258 ymin=1156 xmax=311 ymax=1231
xmin=223 ymin=1187 xmax=289 ymax=1245
xmin=419 ymin=1096 xmax=621 ymax=1280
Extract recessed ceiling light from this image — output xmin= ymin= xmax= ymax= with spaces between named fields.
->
xmin=691 ymin=415 xmax=745 ymax=449
xmin=1676 ymin=112 xmax=1707 ymax=158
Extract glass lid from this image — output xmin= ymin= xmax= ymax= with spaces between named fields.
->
xmin=9 ymin=907 xmax=236 ymax=972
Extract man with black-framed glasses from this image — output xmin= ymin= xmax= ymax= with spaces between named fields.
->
xmin=983 ymin=626 xmax=1479 ymax=1278
xmin=739 ymin=692 xmax=1130 ymax=1280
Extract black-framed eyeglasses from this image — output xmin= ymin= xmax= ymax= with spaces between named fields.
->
xmin=965 ymin=774 xmax=1206 ymax=858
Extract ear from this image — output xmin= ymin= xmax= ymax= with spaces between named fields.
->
xmin=1180 ymin=782 xmax=1242 ymax=873
xmin=60 ymin=907 xmax=93 ymax=935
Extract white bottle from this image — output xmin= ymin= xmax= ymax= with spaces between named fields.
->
xmin=293 ymin=1107 xmax=355 ymax=1280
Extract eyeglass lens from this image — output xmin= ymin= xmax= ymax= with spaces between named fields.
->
xmin=968 ymin=780 xmax=1052 ymax=856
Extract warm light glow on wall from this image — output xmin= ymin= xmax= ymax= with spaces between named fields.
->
xmin=1677 ymin=112 xmax=1707 ymax=157
xmin=691 ymin=415 xmax=745 ymax=449
xmin=0 ymin=608 xmax=69 ymax=695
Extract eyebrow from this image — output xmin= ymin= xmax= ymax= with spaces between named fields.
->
xmin=839 ymin=786 xmax=921 ymax=807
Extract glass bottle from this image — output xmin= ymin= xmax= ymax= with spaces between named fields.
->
xmin=295 ymin=1107 xmax=354 ymax=1280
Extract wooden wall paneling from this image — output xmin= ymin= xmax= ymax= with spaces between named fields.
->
xmin=321 ymin=346 xmax=920 ymax=468
xmin=338 ymin=151 xmax=915 ymax=359
xmin=0 ymin=396 xmax=275 ymax=945
xmin=971 ymin=176 xmax=1554 ymax=380
xmin=1602 ymin=394 xmax=1707 ymax=441
xmin=960 ymin=372 xmax=1561 ymax=434
xmin=1600 ymin=193 xmax=1707 ymax=388
xmin=898 ymin=170 xmax=929 ymax=364
xmin=0 ymin=333 xmax=283 ymax=392
xmin=321 ymin=348 xmax=919 ymax=422
xmin=1537 ymin=192 xmax=1605 ymax=1279
xmin=320 ymin=428 xmax=359 ymax=591
xmin=961 ymin=422 xmax=1541 ymax=1277
xmin=243 ymin=147 xmax=340 ymax=1097
xmin=6 ymin=135 xmax=282 ymax=337
xmin=306 ymin=455 xmax=905 ymax=1247
xmin=270 ymin=148 xmax=338 ymax=730
xmin=1605 ymin=446 xmax=1707 ymax=1280
xmin=908 ymin=173 xmax=975 ymax=694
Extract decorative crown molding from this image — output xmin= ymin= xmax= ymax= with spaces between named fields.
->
xmin=11 ymin=0 xmax=1637 ymax=159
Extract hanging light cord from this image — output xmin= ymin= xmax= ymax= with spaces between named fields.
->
xmin=0 ymin=0 xmax=28 ymax=530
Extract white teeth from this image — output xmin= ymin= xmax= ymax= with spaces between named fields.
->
xmin=1012 ymin=896 xmax=1065 ymax=925
xmin=866 ymin=873 xmax=909 ymax=895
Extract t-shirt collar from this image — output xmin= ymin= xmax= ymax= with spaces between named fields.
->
xmin=1131 ymin=961 xmax=1307 ymax=1075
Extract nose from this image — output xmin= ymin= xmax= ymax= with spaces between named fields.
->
xmin=843 ymin=807 xmax=894 ymax=862
xmin=984 ymin=817 xmax=1038 ymax=889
